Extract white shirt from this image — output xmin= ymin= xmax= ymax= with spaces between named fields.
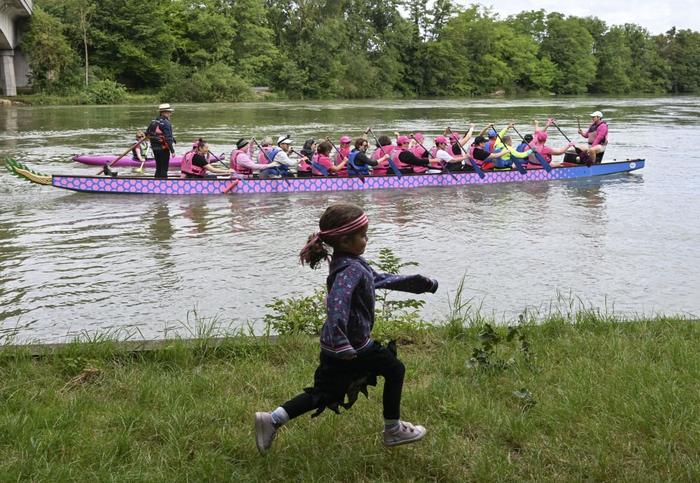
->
xmin=272 ymin=149 xmax=298 ymax=167
xmin=435 ymin=149 xmax=455 ymax=163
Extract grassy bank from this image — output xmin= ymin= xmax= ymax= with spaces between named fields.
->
xmin=0 ymin=314 xmax=698 ymax=481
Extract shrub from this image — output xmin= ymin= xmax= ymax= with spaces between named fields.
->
xmin=80 ymin=80 xmax=128 ymax=104
xmin=264 ymin=288 xmax=326 ymax=336
xmin=160 ymin=63 xmax=252 ymax=102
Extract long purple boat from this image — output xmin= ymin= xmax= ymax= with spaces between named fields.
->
xmin=72 ymin=154 xmax=184 ymax=169
xmin=5 ymin=158 xmax=644 ymax=195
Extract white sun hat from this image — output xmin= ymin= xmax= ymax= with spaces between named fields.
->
xmin=589 ymin=110 xmax=603 ymax=118
xmin=277 ymin=135 xmax=293 ymax=145
xmin=158 ymin=103 xmax=174 ymax=112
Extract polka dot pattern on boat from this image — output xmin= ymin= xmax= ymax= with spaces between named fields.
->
xmin=50 ymin=161 xmax=643 ymax=195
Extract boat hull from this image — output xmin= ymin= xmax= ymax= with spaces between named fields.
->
xmin=72 ymin=154 xmax=184 ymax=169
xmin=46 ymin=160 xmax=645 ymax=195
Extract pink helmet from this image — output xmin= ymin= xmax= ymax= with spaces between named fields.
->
xmin=339 ymin=135 xmax=352 ymax=144
xmin=397 ymin=135 xmax=410 ymax=145
xmin=535 ymin=131 xmax=548 ymax=143
xmin=434 ymin=135 xmax=448 ymax=144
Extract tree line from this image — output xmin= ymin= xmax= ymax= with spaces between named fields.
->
xmin=21 ymin=0 xmax=700 ymax=102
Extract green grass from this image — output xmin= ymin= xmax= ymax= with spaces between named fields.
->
xmin=0 ymin=315 xmax=698 ymax=481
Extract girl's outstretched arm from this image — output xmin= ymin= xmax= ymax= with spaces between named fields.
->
xmin=372 ymin=268 xmax=438 ymax=294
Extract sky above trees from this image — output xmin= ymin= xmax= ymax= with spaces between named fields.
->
xmin=479 ymin=0 xmax=700 ymax=34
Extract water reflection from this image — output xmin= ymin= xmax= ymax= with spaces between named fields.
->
xmin=181 ymin=198 xmax=210 ymax=236
xmin=0 ymin=98 xmax=698 ymax=342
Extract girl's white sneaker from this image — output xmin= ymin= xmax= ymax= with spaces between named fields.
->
xmin=383 ymin=421 xmax=427 ymax=447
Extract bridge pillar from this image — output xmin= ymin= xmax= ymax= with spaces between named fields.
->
xmin=0 ymin=49 xmax=17 ymax=96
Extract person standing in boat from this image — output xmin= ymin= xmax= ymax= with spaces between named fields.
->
xmin=576 ymin=111 xmax=608 ymax=163
xmin=181 ymin=139 xmax=233 ymax=178
xmin=146 ymin=103 xmax=176 ymax=178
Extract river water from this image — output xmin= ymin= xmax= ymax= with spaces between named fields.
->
xmin=0 ymin=97 xmax=698 ymax=343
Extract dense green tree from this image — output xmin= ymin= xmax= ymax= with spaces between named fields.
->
xmin=21 ymin=7 xmax=80 ymax=91
xmin=658 ymin=28 xmax=700 ymax=93
xmin=591 ymin=26 xmax=632 ymax=93
xmin=623 ymin=25 xmax=670 ymax=93
xmin=540 ymin=13 xmax=597 ymax=94
xmin=88 ymin=0 xmax=178 ymax=88
xmin=20 ymin=1 xmax=700 ymax=99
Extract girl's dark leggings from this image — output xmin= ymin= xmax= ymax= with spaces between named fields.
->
xmin=282 ymin=345 xmax=405 ymax=421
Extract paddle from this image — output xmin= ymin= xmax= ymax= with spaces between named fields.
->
xmin=409 ymin=134 xmax=460 ymax=181
xmin=326 ymin=137 xmax=365 ymax=182
xmin=252 ymin=138 xmax=291 ymax=184
xmin=511 ymin=124 xmax=552 ymax=172
xmin=492 ymin=125 xmax=529 ymax=174
xmin=367 ymin=128 xmax=402 ymax=177
xmin=550 ymin=120 xmax=590 ymax=166
xmin=444 ymin=127 xmax=485 ymax=179
xmin=97 ymin=137 xmax=148 ymax=175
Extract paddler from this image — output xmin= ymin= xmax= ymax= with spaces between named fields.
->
xmin=181 ymin=139 xmax=233 ymax=178
xmin=132 ymin=130 xmax=150 ymax=172
xmin=260 ymin=135 xmax=303 ymax=178
xmin=576 ymin=110 xmax=608 ymax=163
xmin=230 ymin=138 xmax=279 ymax=175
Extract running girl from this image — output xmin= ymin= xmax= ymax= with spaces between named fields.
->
xmin=255 ymin=203 xmax=438 ymax=453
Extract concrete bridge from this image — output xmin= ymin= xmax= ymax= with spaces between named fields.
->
xmin=0 ymin=0 xmax=32 ymax=96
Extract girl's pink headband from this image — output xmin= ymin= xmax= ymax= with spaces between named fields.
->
xmin=299 ymin=213 xmax=368 ymax=263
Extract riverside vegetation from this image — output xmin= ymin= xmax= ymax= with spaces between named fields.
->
xmin=14 ymin=0 xmax=700 ymax=105
xmin=0 ymin=250 xmax=698 ymax=480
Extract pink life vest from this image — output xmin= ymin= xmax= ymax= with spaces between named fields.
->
xmin=230 ymin=149 xmax=252 ymax=175
xmin=468 ymin=144 xmax=483 ymax=167
xmin=375 ymin=146 xmax=410 ymax=175
xmin=181 ymin=150 xmax=207 ymax=177
xmin=335 ymin=146 xmax=351 ymax=165
xmin=411 ymin=145 xmax=428 ymax=159
xmin=257 ymin=147 xmax=274 ymax=164
xmin=370 ymin=144 xmax=395 ymax=161
xmin=298 ymin=157 xmax=312 ymax=173
xmin=531 ymin=144 xmax=553 ymax=165
xmin=586 ymin=121 xmax=608 ymax=145
xmin=311 ymin=154 xmax=333 ymax=176
xmin=370 ymin=145 xmax=395 ymax=175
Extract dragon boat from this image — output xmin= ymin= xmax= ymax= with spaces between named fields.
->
xmin=5 ymin=158 xmax=644 ymax=195
xmin=72 ymin=154 xmax=184 ymax=169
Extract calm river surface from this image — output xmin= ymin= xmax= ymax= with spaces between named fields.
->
xmin=0 ymin=97 xmax=698 ymax=343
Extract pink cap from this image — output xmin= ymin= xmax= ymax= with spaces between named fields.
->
xmin=397 ymin=135 xmax=410 ymax=145
xmin=339 ymin=135 xmax=352 ymax=144
xmin=413 ymin=132 xmax=425 ymax=142
xmin=434 ymin=135 xmax=448 ymax=144
xmin=535 ymin=131 xmax=548 ymax=143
